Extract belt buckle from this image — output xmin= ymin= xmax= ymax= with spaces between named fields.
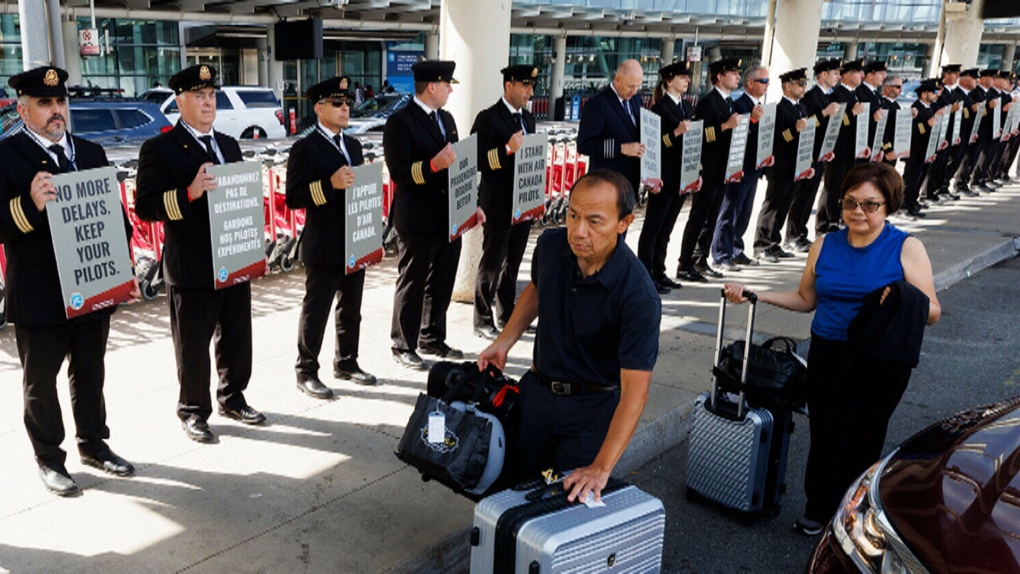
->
xmin=550 ymin=381 xmax=571 ymax=395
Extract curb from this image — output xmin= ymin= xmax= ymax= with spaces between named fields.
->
xmin=933 ymin=236 xmax=1020 ymax=291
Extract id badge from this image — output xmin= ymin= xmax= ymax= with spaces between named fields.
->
xmin=428 ymin=411 xmax=445 ymax=444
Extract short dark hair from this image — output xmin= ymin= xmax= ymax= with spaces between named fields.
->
xmin=840 ymin=162 xmax=904 ymax=214
xmin=414 ymin=81 xmax=429 ymax=95
xmin=570 ymin=169 xmax=635 ymax=218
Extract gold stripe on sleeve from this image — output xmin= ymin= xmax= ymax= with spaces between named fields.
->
xmin=10 ymin=198 xmax=33 ymax=233
xmin=164 ymin=190 xmax=182 ymax=221
xmin=662 ymin=134 xmax=673 ymax=148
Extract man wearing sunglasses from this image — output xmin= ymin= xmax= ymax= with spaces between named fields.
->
xmin=286 ymin=76 xmax=376 ymax=401
xmin=879 ymin=76 xmax=904 ymax=168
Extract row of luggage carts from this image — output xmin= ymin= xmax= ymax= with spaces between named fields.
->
xmin=0 ymin=130 xmax=591 ymax=329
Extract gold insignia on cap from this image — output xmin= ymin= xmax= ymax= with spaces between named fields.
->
xmin=44 ymin=69 xmax=59 ymax=87
xmin=339 ymin=77 xmax=348 ymax=89
xmin=199 ymin=66 xmax=212 ymax=81
xmin=531 ymin=68 xmax=538 ymax=78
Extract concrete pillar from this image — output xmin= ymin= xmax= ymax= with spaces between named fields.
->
xmin=266 ymin=25 xmax=284 ymax=99
xmin=660 ymin=37 xmax=675 ymax=65
xmin=440 ymin=0 xmax=511 ymax=303
xmin=62 ymin=20 xmax=82 ymax=85
xmin=924 ymin=43 xmax=936 ymax=74
xmin=843 ymin=42 xmax=858 ymax=61
xmin=257 ymin=37 xmax=269 ymax=88
xmin=549 ymin=35 xmax=567 ymax=108
xmin=764 ymin=0 xmax=823 ymax=101
xmin=46 ymin=0 xmax=65 ymax=69
xmin=425 ymin=31 xmax=440 ymax=61
xmin=1003 ymin=41 xmax=1017 ymax=71
xmin=941 ymin=0 xmax=984 ymax=68
xmin=19 ymin=0 xmax=51 ymax=69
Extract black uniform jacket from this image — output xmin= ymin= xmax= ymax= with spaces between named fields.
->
xmin=134 ymin=122 xmax=243 ymax=288
xmin=935 ymin=85 xmax=958 ymax=142
xmin=880 ymin=96 xmax=901 ymax=154
xmin=855 ymin=83 xmax=883 ymax=144
xmin=383 ymin=101 xmax=459 ymax=235
xmin=830 ymin=84 xmax=860 ymax=158
xmin=909 ymin=100 xmax=935 ymax=162
xmin=650 ymin=94 xmax=693 ymax=191
xmin=285 ymin=128 xmax=364 ymax=266
xmin=695 ymin=88 xmax=736 ymax=183
xmin=0 ymin=131 xmax=131 ymax=325
xmin=577 ymin=85 xmax=642 ymax=188
xmin=772 ymin=97 xmax=806 ymax=181
xmin=802 ymin=85 xmax=831 ymax=159
xmin=974 ymin=86 xmax=997 ymax=142
xmin=955 ymin=87 xmax=977 ymax=143
xmin=471 ymin=99 xmax=537 ymax=224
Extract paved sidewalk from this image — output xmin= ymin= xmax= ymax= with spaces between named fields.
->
xmin=0 ymin=182 xmax=1018 ymax=573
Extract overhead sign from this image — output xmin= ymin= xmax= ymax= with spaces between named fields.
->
xmin=79 ymin=28 xmax=101 ymax=57
xmin=448 ymin=135 xmax=479 ymax=242
xmin=47 ymin=167 xmax=134 ymax=319
xmin=511 ymin=133 xmax=547 ymax=224
xmin=206 ymin=162 xmax=268 ymax=288
xmin=345 ymin=162 xmax=385 ymax=274
xmin=640 ymin=108 xmax=661 ymax=188
xmin=680 ymin=120 xmax=703 ymax=194
xmin=686 ymin=45 xmax=703 ymax=62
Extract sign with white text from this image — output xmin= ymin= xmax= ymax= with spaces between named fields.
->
xmin=894 ymin=109 xmax=912 ymax=158
xmin=512 ymin=133 xmax=547 ymax=224
xmin=951 ymin=109 xmax=963 ymax=145
xmin=925 ymin=113 xmax=945 ymax=162
xmin=640 ymin=108 xmax=661 ymax=187
xmin=795 ymin=125 xmax=816 ymax=181
xmin=680 ymin=120 xmax=703 ymax=194
xmin=818 ymin=103 xmax=846 ymax=161
xmin=757 ymin=103 xmax=777 ymax=169
xmin=207 ymin=162 xmax=268 ymax=289
xmin=871 ymin=108 xmax=889 ymax=161
xmin=854 ymin=102 xmax=871 ymax=158
xmin=448 ymin=135 xmax=479 ymax=242
xmin=47 ymin=167 xmax=134 ymax=319
xmin=345 ymin=162 xmax=385 ymax=274
xmin=725 ymin=113 xmax=750 ymax=182
xmin=993 ymin=104 xmax=1002 ymax=140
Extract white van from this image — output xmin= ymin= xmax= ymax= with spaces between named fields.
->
xmin=146 ymin=86 xmax=287 ymax=140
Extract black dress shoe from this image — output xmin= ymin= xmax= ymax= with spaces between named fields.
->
xmin=334 ymin=361 xmax=378 ymax=386
xmin=653 ymin=281 xmax=671 ymax=295
xmin=657 ymin=275 xmax=682 ymax=289
xmin=906 ymin=207 xmax=927 ymax=219
xmin=474 ymin=324 xmax=501 ymax=340
xmin=39 ymin=464 xmax=81 ymax=497
xmin=694 ymin=263 xmax=723 ymax=279
xmin=795 ymin=239 xmax=812 ymax=253
xmin=756 ymin=250 xmax=780 ymax=263
xmin=182 ymin=418 xmax=216 ymax=443
xmin=676 ymin=267 xmax=708 ymax=283
xmin=297 ymin=374 xmax=334 ymax=399
xmin=81 ymin=449 xmax=135 ymax=477
xmin=733 ymin=253 xmax=759 ymax=266
xmin=773 ymin=246 xmax=796 ymax=259
xmin=392 ymin=349 xmax=429 ymax=370
xmin=218 ymin=405 xmax=267 ymax=426
xmin=417 ymin=341 xmax=464 ymax=359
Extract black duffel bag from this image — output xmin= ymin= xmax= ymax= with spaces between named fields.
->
xmin=714 ymin=336 xmax=808 ymax=410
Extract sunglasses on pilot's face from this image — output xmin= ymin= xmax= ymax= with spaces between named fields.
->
xmin=752 ymin=78 xmax=769 ymax=85
xmin=796 ymin=80 xmax=808 ymax=87
xmin=320 ymin=96 xmax=352 ymax=108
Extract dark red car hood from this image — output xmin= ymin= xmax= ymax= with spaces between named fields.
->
xmin=878 ymin=397 xmax=1020 ymax=573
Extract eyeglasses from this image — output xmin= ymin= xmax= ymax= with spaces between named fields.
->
xmin=321 ymin=97 xmax=352 ymax=108
xmin=796 ymin=80 xmax=808 ymax=87
xmin=841 ymin=198 xmax=885 ymax=213
xmin=752 ymin=78 xmax=770 ymax=85
xmin=889 ymin=85 xmax=903 ymax=89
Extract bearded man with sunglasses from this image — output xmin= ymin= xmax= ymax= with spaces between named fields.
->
xmin=287 ymin=77 xmax=376 ymax=400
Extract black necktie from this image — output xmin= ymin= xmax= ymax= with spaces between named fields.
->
xmin=48 ymin=144 xmax=69 ymax=172
xmin=333 ymin=134 xmax=351 ymax=165
xmin=512 ymin=112 xmax=526 ymax=134
xmin=623 ymin=100 xmax=636 ymax=126
xmin=199 ymin=135 xmax=219 ymax=164
xmin=430 ymin=111 xmax=446 ymax=137
xmin=726 ymin=96 xmax=734 ymax=114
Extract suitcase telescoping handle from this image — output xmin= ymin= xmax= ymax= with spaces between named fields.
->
xmin=712 ymin=288 xmax=757 ymax=419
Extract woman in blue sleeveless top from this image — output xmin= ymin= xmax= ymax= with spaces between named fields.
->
xmin=723 ymin=163 xmax=941 ymax=536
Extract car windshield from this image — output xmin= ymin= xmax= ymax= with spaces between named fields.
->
xmin=237 ymin=90 xmax=280 ymax=108
xmin=352 ymin=95 xmax=403 ymax=116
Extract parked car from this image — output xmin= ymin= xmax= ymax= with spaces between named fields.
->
xmin=147 ymin=86 xmax=287 ymax=140
xmin=0 ymin=99 xmax=172 ymax=145
xmin=346 ymin=93 xmax=410 ymax=135
xmin=806 ymin=395 xmax=1020 ymax=573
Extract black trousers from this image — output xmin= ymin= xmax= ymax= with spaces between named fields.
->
xmin=901 ymin=159 xmax=929 ymax=211
xmin=817 ymin=157 xmax=854 ymax=234
xmin=1000 ymin=137 xmax=1020 ymax=178
xmin=16 ymin=318 xmax=112 ymax=466
xmin=971 ymin=141 xmax=997 ymax=186
xmin=637 ymin=187 xmax=686 ymax=280
xmin=753 ymin=173 xmax=800 ymax=252
xmin=679 ymin=179 xmax=725 ymax=270
xmin=785 ymin=162 xmax=824 ymax=245
xmin=943 ymin=144 xmax=967 ymax=191
xmin=391 ymin=231 xmax=461 ymax=352
xmin=474 ymin=217 xmax=532 ymax=328
xmin=802 ymin=335 xmax=911 ymax=523
xmin=296 ymin=265 xmax=366 ymax=376
xmin=515 ymin=371 xmax=620 ymax=481
xmin=959 ymin=142 xmax=982 ymax=189
xmin=168 ymin=283 xmax=253 ymax=422
xmin=926 ymin=148 xmax=950 ymax=197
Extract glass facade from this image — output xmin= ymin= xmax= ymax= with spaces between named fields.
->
xmin=79 ymin=18 xmax=182 ymax=97
xmin=0 ymin=14 xmax=22 ymax=98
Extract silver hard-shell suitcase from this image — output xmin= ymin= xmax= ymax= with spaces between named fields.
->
xmin=684 ymin=290 xmax=791 ymax=518
xmin=469 ymin=479 xmax=665 ymax=573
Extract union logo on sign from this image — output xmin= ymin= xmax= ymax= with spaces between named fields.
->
xmin=348 ymin=255 xmax=356 ymax=268
xmin=217 ymin=267 xmax=228 ymax=282
xmin=69 ymin=292 xmax=84 ymax=310
xmin=451 ymin=223 xmax=458 ymax=235
xmin=515 ymin=208 xmax=521 ymax=219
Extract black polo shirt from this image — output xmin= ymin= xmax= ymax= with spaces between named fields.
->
xmin=531 ymin=228 xmax=661 ymax=387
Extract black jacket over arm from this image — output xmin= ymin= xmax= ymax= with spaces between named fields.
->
xmin=0 ymin=132 xmax=131 ymax=325
xmin=134 ymin=122 xmax=243 ymax=288
xmin=855 ymin=83 xmax=883 ymax=145
xmin=650 ymin=94 xmax=693 ymax=192
xmin=383 ymin=102 xmax=459 ymax=235
xmin=471 ymin=99 xmax=537 ymax=224
xmin=909 ymin=101 xmax=934 ymax=161
xmin=772 ymin=97 xmax=806 ymax=180
xmin=285 ymin=129 xmax=364 ymax=266
xmin=829 ymin=84 xmax=860 ymax=157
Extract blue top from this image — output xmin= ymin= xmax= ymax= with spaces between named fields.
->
xmin=811 ymin=224 xmax=908 ymax=341
xmin=531 ymin=228 xmax=661 ymax=386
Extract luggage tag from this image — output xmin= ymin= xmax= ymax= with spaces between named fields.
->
xmin=427 ymin=404 xmax=446 ymax=444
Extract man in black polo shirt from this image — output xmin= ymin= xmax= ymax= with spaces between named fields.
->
xmin=478 ymin=169 xmax=661 ymax=503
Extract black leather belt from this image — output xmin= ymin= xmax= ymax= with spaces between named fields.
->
xmin=530 ymin=366 xmax=619 ymax=396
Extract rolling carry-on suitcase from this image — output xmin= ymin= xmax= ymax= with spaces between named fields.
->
xmin=684 ymin=290 xmax=794 ymax=520
xmin=469 ymin=478 xmax=665 ymax=573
